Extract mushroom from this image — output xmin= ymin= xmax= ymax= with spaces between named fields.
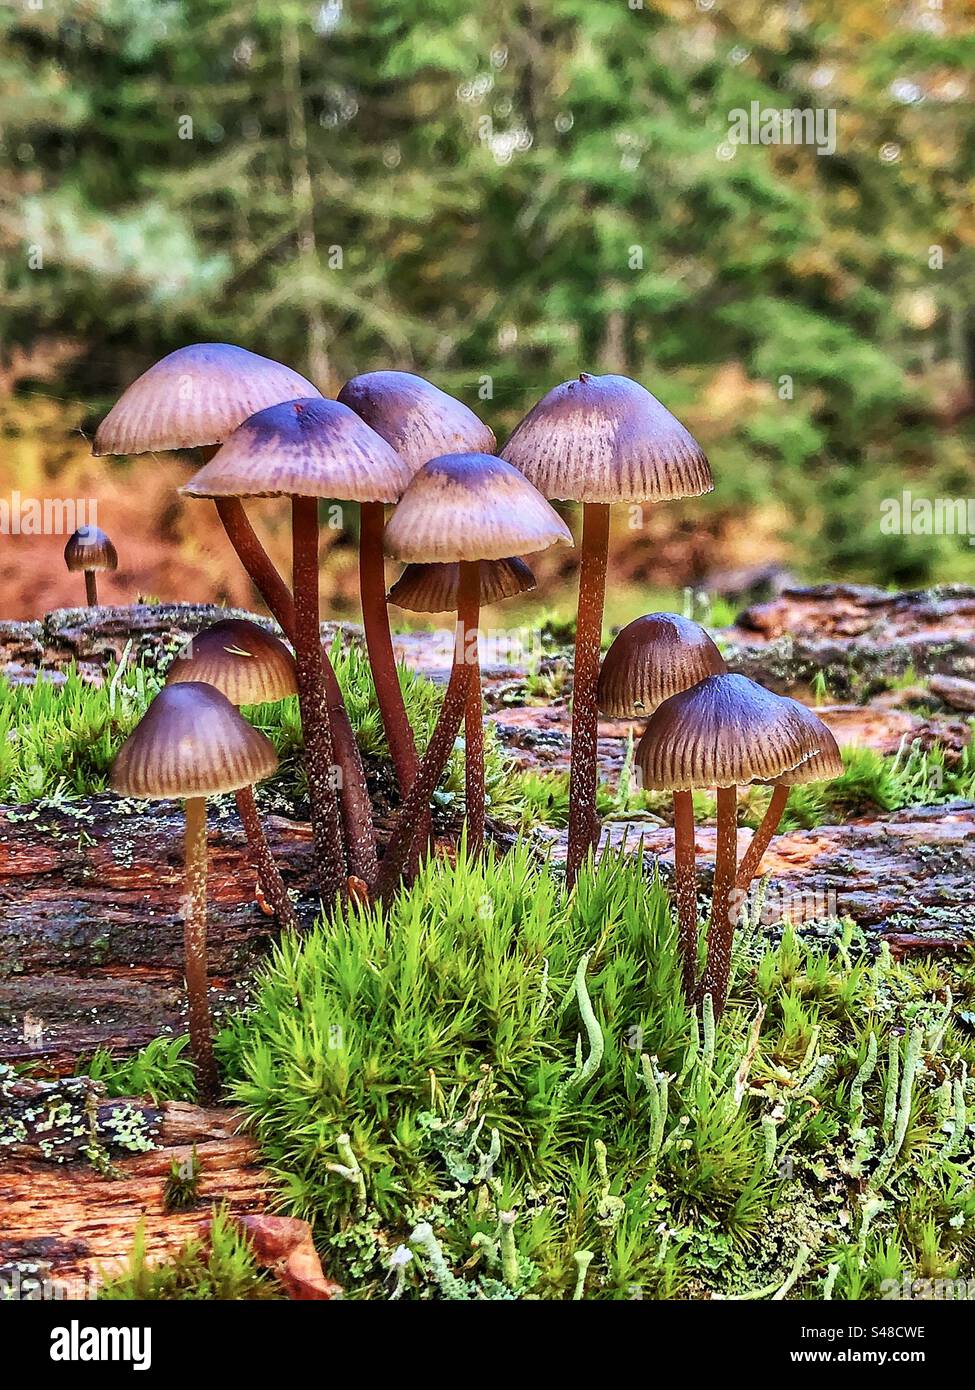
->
xmin=636 ymin=674 xmax=821 ymax=1016
xmin=110 ymin=681 xmax=279 ymax=1099
xmin=597 ymin=614 xmax=727 ymax=999
xmin=376 ymin=453 xmax=572 ymax=898
xmin=388 ymin=557 xmax=536 ymax=852
xmin=337 ymin=371 xmax=495 ymax=855
xmin=63 ymin=526 xmax=117 ymax=607
xmin=93 ymin=343 xmax=376 ymax=886
xmin=501 ymin=373 xmax=712 ymax=889
xmin=165 ymin=618 xmax=300 ymax=930
xmin=182 ymin=397 xmax=411 ymax=905
xmin=736 ymin=700 xmax=843 ymax=892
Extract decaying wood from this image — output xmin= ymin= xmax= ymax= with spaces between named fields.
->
xmin=722 ymin=583 xmax=975 ymax=698
xmin=0 ymin=603 xmax=361 ymax=687
xmin=1 ymin=1100 xmax=268 ymax=1290
xmin=0 ymin=796 xmax=321 ymax=1070
xmin=538 ymin=801 xmax=975 ymax=946
xmin=0 ymin=1069 xmax=245 ymax=1162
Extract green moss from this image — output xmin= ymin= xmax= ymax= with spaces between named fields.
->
xmin=213 ymin=848 xmax=975 ymax=1300
xmin=0 ymin=639 xmax=516 ymax=816
xmin=98 ymin=1209 xmax=280 ymax=1301
xmin=85 ymin=1036 xmax=197 ymax=1105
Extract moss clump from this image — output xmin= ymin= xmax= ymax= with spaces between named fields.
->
xmin=216 ymin=848 xmax=975 ymax=1300
xmin=99 ymin=1209 xmax=280 ymax=1301
xmin=86 ymin=1036 xmax=198 ymax=1105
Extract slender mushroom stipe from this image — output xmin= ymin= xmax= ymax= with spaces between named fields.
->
xmin=736 ymin=702 xmax=843 ymax=892
xmin=165 ymin=618 xmax=299 ymax=928
xmin=183 ymin=396 xmax=411 ymax=903
xmin=292 ymin=495 xmax=348 ymax=906
xmin=637 ymin=673 xmax=823 ymax=1018
xmin=380 ymin=453 xmax=571 ymax=890
xmin=388 ymin=556 xmax=536 ymax=856
xmin=110 ymin=682 xmax=278 ymax=1099
xmin=502 ymin=372 xmax=712 ymax=889
xmin=596 ymin=612 xmax=727 ymax=1000
xmin=375 ymin=561 xmax=480 ymax=900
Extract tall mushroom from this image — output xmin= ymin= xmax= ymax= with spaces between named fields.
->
xmin=736 ymin=700 xmax=842 ymax=892
xmin=182 ymin=398 xmax=411 ymax=905
xmin=64 ymin=526 xmax=117 ymax=607
xmin=337 ymin=371 xmax=495 ymax=805
xmin=110 ymin=681 xmax=279 ymax=1099
xmin=165 ymin=618 xmax=300 ymax=930
xmin=388 ymin=557 xmax=536 ymax=852
xmin=93 ymin=343 xmax=376 ymax=884
xmin=501 ymin=373 xmax=712 ymax=889
xmin=636 ymin=674 xmax=820 ymax=1017
xmin=597 ymin=614 xmax=727 ymax=1000
xmin=376 ymin=454 xmax=572 ymax=899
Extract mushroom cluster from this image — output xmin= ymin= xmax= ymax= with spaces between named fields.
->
xmin=95 ymin=342 xmax=842 ymax=1091
xmin=600 ymin=618 xmax=841 ymax=1018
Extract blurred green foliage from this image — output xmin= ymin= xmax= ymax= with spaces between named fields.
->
xmin=0 ymin=1 xmax=972 ymax=582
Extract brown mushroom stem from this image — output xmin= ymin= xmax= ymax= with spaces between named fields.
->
xmin=736 ymin=783 xmax=791 ymax=892
xmin=566 ymin=502 xmax=611 ymax=889
xmin=213 ymin=493 xmax=377 ymax=887
xmin=672 ymin=789 xmax=698 ymax=1004
xmin=359 ymin=500 xmax=429 ymax=880
xmin=234 ymin=785 xmax=298 ymax=932
xmin=292 ymin=496 xmax=347 ymax=908
xmin=183 ymin=795 xmax=219 ymax=1102
xmin=84 ymin=571 xmax=98 ymax=607
xmin=465 ymin=634 xmax=485 ymax=855
xmin=359 ymin=501 xmax=419 ymax=793
xmin=700 ymin=785 xmax=739 ymax=1020
xmin=376 ymin=562 xmax=480 ymax=902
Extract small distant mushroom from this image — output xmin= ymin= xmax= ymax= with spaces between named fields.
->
xmin=93 ymin=343 xmax=376 ymax=888
xmin=597 ymin=614 xmax=727 ymax=999
xmin=182 ymin=397 xmax=412 ymax=903
xmin=166 ymin=618 xmax=300 ymax=930
xmin=502 ymin=374 xmax=712 ymax=889
xmin=377 ymin=453 xmax=572 ymax=898
xmin=110 ymin=682 xmax=279 ymax=1099
xmin=636 ymin=674 xmax=821 ymax=1016
xmin=63 ymin=526 xmax=117 ymax=607
xmin=388 ymin=557 xmax=536 ymax=852
xmin=736 ymin=700 xmax=843 ymax=892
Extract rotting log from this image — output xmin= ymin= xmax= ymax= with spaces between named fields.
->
xmin=0 ymin=795 xmax=412 ymax=1072
xmin=722 ymin=583 xmax=975 ymax=698
xmin=0 ymin=797 xmax=320 ymax=1070
xmin=540 ymin=801 xmax=975 ymax=947
xmin=0 ymin=603 xmax=362 ymax=687
xmin=1 ymin=1099 xmax=268 ymax=1289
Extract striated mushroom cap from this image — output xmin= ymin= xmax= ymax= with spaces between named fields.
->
xmin=597 ymin=613 xmax=727 ymax=717
xmin=387 ymin=557 xmax=536 ymax=613
xmin=500 ymin=372 xmax=712 ymax=504
xmin=165 ymin=619 xmax=297 ymax=706
xmin=636 ymin=673 xmax=821 ymax=792
xmin=64 ymin=526 xmax=118 ymax=573
xmin=766 ymin=699 xmax=843 ymax=785
xmin=94 ymin=343 xmax=321 ymax=455
xmin=110 ymin=682 xmax=278 ymax=799
xmin=383 ymin=452 xmax=573 ymax=563
xmin=180 ymin=397 xmax=412 ymax=503
xmin=337 ymin=370 xmax=495 ymax=472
